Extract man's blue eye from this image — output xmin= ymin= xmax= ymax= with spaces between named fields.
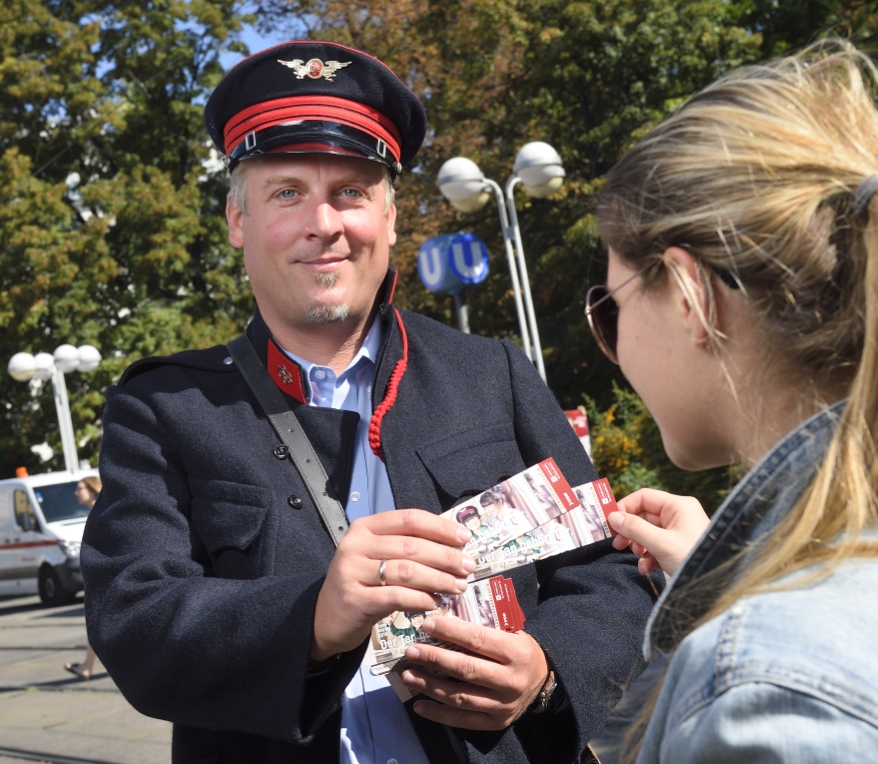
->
xmin=280 ymin=189 xmax=296 ymax=198
xmin=342 ymin=188 xmax=360 ymax=197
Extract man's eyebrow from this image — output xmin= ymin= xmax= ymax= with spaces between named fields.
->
xmin=261 ymin=175 xmax=300 ymax=188
xmin=261 ymin=172 xmax=378 ymax=188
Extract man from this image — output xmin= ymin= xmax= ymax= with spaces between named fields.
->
xmin=390 ymin=611 xmax=430 ymax=642
xmin=480 ymin=487 xmax=529 ymax=539
xmin=82 ymin=41 xmax=659 ymax=764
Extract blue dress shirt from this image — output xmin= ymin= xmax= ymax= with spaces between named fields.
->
xmin=280 ymin=321 xmax=430 ymax=764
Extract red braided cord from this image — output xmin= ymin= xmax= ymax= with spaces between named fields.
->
xmin=368 ymin=308 xmax=408 ymax=461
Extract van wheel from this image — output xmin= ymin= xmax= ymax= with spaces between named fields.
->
xmin=39 ymin=566 xmax=75 ymax=607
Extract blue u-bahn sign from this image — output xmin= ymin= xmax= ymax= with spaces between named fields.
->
xmin=417 ymin=232 xmax=490 ymax=294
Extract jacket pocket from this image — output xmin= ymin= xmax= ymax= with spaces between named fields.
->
xmin=416 ymin=421 xmax=526 ymax=506
xmin=189 ymin=479 xmax=272 ymax=557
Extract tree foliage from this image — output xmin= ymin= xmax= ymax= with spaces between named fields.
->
xmin=3 ymin=0 xmax=876 ymax=501
xmin=254 ymin=0 xmax=878 ymax=506
xmin=0 ymin=0 xmax=249 ymax=476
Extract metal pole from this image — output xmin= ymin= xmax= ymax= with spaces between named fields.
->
xmin=453 ymin=293 xmax=471 ymax=334
xmin=484 ymin=178 xmax=533 ymax=361
xmin=505 ymin=176 xmax=547 ymax=382
xmin=50 ymin=366 xmax=79 ymax=473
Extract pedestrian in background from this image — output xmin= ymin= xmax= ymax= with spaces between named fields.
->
xmin=585 ymin=39 xmax=878 ymax=762
xmin=64 ymin=476 xmax=101 ymax=680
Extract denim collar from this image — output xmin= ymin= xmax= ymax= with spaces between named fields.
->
xmin=644 ymin=399 xmax=847 ymax=659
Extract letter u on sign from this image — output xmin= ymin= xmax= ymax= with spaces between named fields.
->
xmin=418 ymin=246 xmax=445 ymax=290
xmin=451 ymin=241 xmax=486 ymax=281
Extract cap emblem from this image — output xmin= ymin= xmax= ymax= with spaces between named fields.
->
xmin=278 ymin=58 xmax=351 ymax=81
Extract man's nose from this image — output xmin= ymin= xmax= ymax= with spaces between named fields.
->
xmin=306 ymin=199 xmax=344 ymax=239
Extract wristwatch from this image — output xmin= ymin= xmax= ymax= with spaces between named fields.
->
xmin=528 ymin=669 xmax=559 ymax=715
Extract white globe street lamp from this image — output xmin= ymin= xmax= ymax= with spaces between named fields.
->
xmin=512 ymin=142 xmax=566 ymax=198
xmin=436 ymin=142 xmax=565 ymax=383
xmin=6 ymin=344 xmax=103 ymax=473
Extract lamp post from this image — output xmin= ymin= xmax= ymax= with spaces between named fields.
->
xmin=436 ymin=142 xmax=565 ymax=383
xmin=7 ymin=344 xmax=102 ymax=473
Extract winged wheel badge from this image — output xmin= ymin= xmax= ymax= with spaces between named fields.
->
xmin=277 ymin=58 xmax=351 ymax=81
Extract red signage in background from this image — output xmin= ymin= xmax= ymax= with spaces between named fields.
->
xmin=564 ymin=406 xmax=591 ymax=459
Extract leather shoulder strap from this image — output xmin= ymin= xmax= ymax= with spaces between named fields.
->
xmin=227 ymin=334 xmax=349 ymax=547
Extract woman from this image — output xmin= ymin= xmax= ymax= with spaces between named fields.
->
xmin=586 ymin=41 xmax=878 ymax=761
xmin=64 ymin=476 xmax=101 ymax=680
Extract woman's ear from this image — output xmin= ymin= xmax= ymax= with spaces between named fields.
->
xmin=663 ymin=246 xmax=712 ymax=345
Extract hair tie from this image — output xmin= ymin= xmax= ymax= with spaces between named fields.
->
xmin=853 ymin=174 xmax=878 ymax=216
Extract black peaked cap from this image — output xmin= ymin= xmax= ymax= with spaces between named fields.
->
xmin=205 ymin=41 xmax=427 ymax=175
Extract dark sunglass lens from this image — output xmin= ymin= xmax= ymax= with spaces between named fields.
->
xmin=585 ymin=286 xmax=620 ymax=363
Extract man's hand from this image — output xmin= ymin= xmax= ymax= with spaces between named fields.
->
xmin=608 ymin=488 xmax=710 ymax=576
xmin=311 ymin=510 xmax=475 ymax=661
xmin=399 ymin=616 xmax=548 ymax=730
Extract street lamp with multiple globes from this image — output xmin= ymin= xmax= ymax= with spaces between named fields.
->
xmin=436 ymin=141 xmax=565 ymax=383
xmin=7 ymin=345 xmax=102 ymax=473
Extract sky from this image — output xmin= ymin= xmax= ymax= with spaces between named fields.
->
xmin=219 ymin=13 xmax=293 ymax=71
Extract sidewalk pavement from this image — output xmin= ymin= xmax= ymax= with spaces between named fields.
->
xmin=0 ymin=594 xmax=171 ymax=764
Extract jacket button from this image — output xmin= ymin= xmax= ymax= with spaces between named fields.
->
xmin=288 ymin=495 xmax=303 ymax=509
xmin=273 ymin=445 xmax=289 ymax=459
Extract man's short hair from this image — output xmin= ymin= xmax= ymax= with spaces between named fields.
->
xmin=228 ymin=158 xmax=394 ymax=217
xmin=480 ymin=488 xmax=505 ymax=507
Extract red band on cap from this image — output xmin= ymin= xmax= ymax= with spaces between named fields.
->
xmin=224 ymin=95 xmax=402 ymax=162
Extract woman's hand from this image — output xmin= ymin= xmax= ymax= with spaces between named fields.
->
xmin=608 ymin=488 xmax=710 ymax=576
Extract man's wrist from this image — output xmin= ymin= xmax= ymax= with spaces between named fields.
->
xmin=527 ymin=668 xmax=558 ymax=714
xmin=307 ymin=652 xmax=341 ymax=677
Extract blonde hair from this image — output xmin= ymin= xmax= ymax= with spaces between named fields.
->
xmin=600 ymin=41 xmax=878 ymax=757
xmin=80 ymin=475 xmax=102 ymax=499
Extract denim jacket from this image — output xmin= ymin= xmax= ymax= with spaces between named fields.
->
xmin=636 ymin=402 xmax=878 ymax=763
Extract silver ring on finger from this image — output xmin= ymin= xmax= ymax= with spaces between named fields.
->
xmin=378 ymin=559 xmax=387 ymax=586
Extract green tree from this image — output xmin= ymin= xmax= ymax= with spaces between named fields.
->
xmin=255 ymin=0 xmax=876 ymax=509
xmin=0 ymin=0 xmax=249 ymax=477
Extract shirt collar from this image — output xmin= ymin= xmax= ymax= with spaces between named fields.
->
xmin=278 ymin=317 xmax=385 ymax=386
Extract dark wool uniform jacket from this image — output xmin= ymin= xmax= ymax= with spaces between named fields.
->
xmin=82 ymin=273 xmax=660 ymax=764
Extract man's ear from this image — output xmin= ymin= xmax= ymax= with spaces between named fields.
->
xmin=226 ymin=193 xmax=244 ymax=249
xmin=663 ymin=246 xmax=711 ymax=345
xmin=386 ymin=201 xmax=397 ymax=248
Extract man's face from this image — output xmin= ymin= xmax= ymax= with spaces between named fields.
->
xmin=410 ymin=614 xmax=425 ymax=629
xmin=464 ymin=515 xmax=482 ymax=533
xmin=226 ymin=154 xmax=396 ymax=333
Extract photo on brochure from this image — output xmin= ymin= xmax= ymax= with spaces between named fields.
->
xmin=443 ymin=458 xmax=580 ymax=558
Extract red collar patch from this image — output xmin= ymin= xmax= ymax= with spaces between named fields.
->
xmin=267 ymin=339 xmax=307 ymax=404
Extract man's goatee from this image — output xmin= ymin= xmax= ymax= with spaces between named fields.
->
xmin=307 ymin=305 xmax=350 ymax=323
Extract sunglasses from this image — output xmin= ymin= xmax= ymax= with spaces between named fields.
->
xmin=585 ymin=256 xmax=740 ymax=365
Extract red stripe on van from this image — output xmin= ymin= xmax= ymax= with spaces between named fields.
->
xmin=0 ymin=540 xmax=59 ymax=551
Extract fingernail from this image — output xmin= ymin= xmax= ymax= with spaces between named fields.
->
xmin=457 ymin=526 xmax=472 ymax=543
xmin=401 ymin=670 xmax=415 ymax=684
xmin=455 ymin=577 xmax=468 ymax=592
xmin=406 ymin=645 xmax=420 ymax=660
xmin=608 ymin=511 xmax=624 ymax=529
xmin=422 ymin=618 xmax=436 ymax=633
xmin=461 ymin=556 xmax=476 ymax=573
xmin=414 ymin=701 xmax=427 ymax=715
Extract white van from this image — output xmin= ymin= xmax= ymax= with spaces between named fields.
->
xmin=0 ymin=468 xmax=99 ymax=606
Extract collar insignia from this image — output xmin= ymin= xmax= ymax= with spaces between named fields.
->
xmin=277 ymin=364 xmax=294 ymax=385
xmin=277 ymin=58 xmax=351 ymax=81
xmin=266 ymin=339 xmax=307 ymax=404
